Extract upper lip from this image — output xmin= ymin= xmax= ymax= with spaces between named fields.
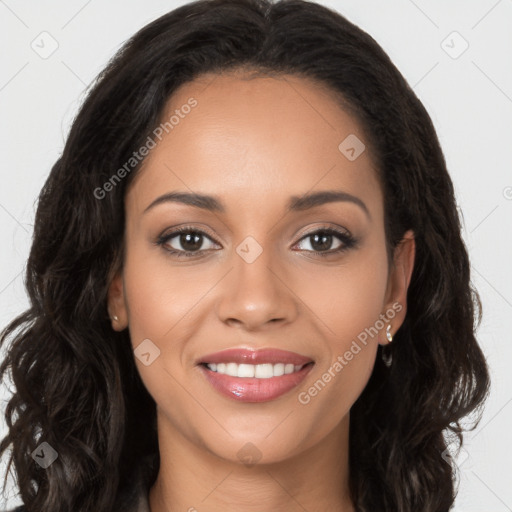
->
xmin=197 ymin=348 xmax=314 ymax=366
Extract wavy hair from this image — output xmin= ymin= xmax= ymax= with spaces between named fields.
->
xmin=0 ymin=0 xmax=490 ymax=510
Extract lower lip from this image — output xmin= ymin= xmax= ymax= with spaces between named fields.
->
xmin=198 ymin=363 xmax=314 ymax=402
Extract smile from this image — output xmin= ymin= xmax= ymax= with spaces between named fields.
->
xmin=197 ymin=348 xmax=315 ymax=402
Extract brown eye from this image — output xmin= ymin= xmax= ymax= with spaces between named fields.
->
xmin=156 ymin=227 xmax=219 ymax=257
xmin=294 ymin=228 xmax=357 ymax=256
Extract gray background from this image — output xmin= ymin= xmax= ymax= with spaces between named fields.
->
xmin=1 ymin=0 xmax=511 ymax=509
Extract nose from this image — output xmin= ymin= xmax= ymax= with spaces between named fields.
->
xmin=215 ymin=246 xmax=299 ymax=332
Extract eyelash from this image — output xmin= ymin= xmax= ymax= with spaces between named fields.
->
xmin=155 ymin=225 xmax=358 ymax=259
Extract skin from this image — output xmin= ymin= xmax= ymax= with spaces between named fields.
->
xmin=108 ymin=70 xmax=415 ymax=512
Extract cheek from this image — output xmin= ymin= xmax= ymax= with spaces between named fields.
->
xmin=295 ymin=243 xmax=389 ymax=345
xmin=292 ymin=241 xmax=388 ymax=413
xmin=121 ymin=247 xmax=205 ymax=422
xmin=121 ymin=238 xmax=211 ymax=344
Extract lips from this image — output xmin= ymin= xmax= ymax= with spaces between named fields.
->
xmin=196 ymin=348 xmax=315 ymax=402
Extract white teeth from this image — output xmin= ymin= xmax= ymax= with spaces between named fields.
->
xmin=225 ymin=362 xmax=238 ymax=377
xmin=273 ymin=363 xmax=285 ymax=376
xmin=205 ymin=362 xmax=306 ymax=378
xmin=255 ymin=364 xmax=273 ymax=378
xmin=238 ymin=364 xmax=255 ymax=377
xmin=286 ymin=363 xmax=295 ymax=374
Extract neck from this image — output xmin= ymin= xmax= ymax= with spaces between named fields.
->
xmin=148 ymin=411 xmax=355 ymax=512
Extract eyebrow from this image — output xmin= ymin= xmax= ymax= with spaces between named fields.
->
xmin=143 ymin=190 xmax=370 ymax=219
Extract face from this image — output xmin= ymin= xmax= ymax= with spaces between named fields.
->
xmin=108 ymin=71 xmax=414 ymax=465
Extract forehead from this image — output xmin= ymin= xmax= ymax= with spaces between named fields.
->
xmin=126 ymin=71 xmax=382 ymax=219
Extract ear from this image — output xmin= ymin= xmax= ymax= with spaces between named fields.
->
xmin=379 ymin=229 xmax=415 ymax=345
xmin=107 ymin=271 xmax=129 ymax=331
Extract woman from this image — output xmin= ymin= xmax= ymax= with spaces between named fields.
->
xmin=0 ymin=0 xmax=490 ymax=510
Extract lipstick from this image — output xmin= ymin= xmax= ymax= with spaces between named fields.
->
xmin=197 ymin=348 xmax=314 ymax=402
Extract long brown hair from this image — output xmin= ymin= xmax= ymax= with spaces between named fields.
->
xmin=1 ymin=0 xmax=490 ymax=510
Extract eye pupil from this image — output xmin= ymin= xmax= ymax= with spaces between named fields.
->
xmin=180 ymin=232 xmax=202 ymax=251
xmin=311 ymin=232 xmax=332 ymax=251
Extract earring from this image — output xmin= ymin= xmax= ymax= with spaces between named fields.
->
xmin=381 ymin=325 xmax=393 ymax=367
xmin=112 ymin=315 xmax=119 ymax=322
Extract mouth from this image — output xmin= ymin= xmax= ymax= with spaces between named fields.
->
xmin=196 ymin=348 xmax=315 ymax=402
